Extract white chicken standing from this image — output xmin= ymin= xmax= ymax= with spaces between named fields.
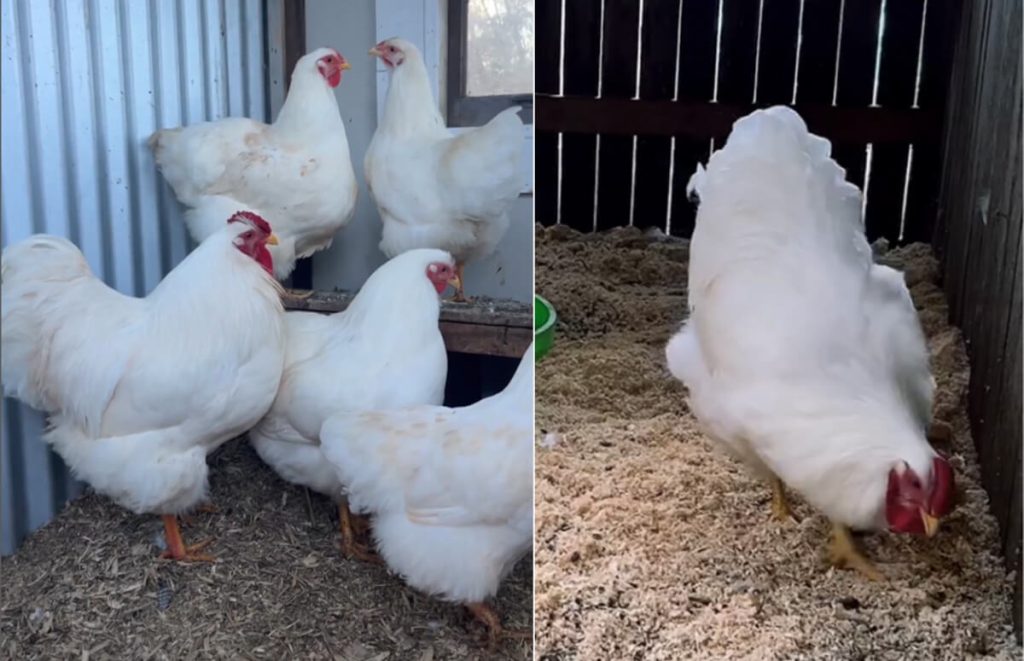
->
xmin=249 ymin=248 xmax=459 ymax=557
xmin=1 ymin=212 xmax=286 ymax=561
xmin=365 ymin=37 xmax=524 ymax=301
xmin=319 ymin=344 xmax=533 ymax=643
xmin=666 ymin=106 xmax=955 ymax=580
xmin=149 ymin=47 xmax=357 ymax=279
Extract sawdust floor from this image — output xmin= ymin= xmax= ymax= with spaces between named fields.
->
xmin=534 ymin=225 xmax=1020 ymax=660
xmin=1 ymin=439 xmax=532 ymax=660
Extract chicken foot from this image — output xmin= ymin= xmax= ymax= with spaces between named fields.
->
xmin=338 ymin=501 xmax=383 ymax=564
xmin=451 ymin=263 xmax=468 ymax=303
xmin=827 ymin=522 xmax=885 ymax=581
xmin=465 ymin=602 xmax=531 ymax=648
xmin=160 ymin=514 xmax=215 ymax=562
xmin=770 ymin=477 xmax=799 ymax=523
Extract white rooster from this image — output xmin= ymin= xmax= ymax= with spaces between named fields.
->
xmin=249 ymin=248 xmax=459 ymax=557
xmin=666 ymin=106 xmax=955 ymax=580
xmin=365 ymin=37 xmax=524 ymax=301
xmin=1 ymin=212 xmax=286 ymax=561
xmin=319 ymin=344 xmax=533 ymax=643
xmin=149 ymin=47 xmax=357 ymax=279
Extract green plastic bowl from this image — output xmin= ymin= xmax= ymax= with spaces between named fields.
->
xmin=535 ymin=295 xmax=557 ymax=361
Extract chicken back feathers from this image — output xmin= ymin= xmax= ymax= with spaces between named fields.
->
xmin=319 ymin=345 xmax=533 ymax=603
xmin=1 ymin=219 xmax=285 ymax=515
xmin=666 ymin=106 xmax=940 ymax=531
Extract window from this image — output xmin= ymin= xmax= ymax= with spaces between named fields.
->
xmin=447 ymin=0 xmax=533 ymax=127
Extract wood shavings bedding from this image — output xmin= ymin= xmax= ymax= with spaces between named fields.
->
xmin=534 ymin=225 xmax=1019 ymax=660
xmin=0 ymin=439 xmax=531 ymax=660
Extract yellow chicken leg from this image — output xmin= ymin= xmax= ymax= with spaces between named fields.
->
xmin=827 ymin=522 xmax=885 ymax=581
xmin=160 ymin=514 xmax=215 ymax=562
xmin=451 ymin=263 xmax=468 ymax=303
xmin=338 ymin=501 xmax=383 ymax=564
xmin=770 ymin=477 xmax=799 ymax=523
xmin=465 ymin=602 xmax=532 ymax=648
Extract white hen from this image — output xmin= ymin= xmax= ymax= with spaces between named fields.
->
xmin=666 ymin=107 xmax=954 ymax=580
xmin=1 ymin=212 xmax=286 ymax=561
xmin=149 ymin=47 xmax=357 ymax=279
xmin=365 ymin=37 xmax=524 ymax=300
xmin=249 ymin=248 xmax=459 ymax=556
xmin=319 ymin=344 xmax=533 ymax=642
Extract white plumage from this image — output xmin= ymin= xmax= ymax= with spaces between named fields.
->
xmin=1 ymin=215 xmax=285 ymax=520
xmin=319 ymin=344 xmax=533 ymax=607
xmin=666 ymin=106 xmax=943 ymax=535
xmin=249 ymin=249 xmax=453 ymax=505
xmin=365 ymin=38 xmax=523 ymax=295
xmin=149 ymin=47 xmax=357 ymax=279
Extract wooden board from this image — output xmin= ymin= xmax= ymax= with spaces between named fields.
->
xmin=281 ymin=290 xmax=532 ymax=359
xmin=536 ymin=96 xmax=944 ymax=144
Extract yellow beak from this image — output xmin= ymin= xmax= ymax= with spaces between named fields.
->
xmin=340 ymin=60 xmax=352 ymax=71
xmin=368 ymin=46 xmax=382 ymax=57
xmin=921 ymin=511 xmax=940 ymax=538
xmin=448 ymin=274 xmax=462 ymax=293
xmin=266 ymin=233 xmax=280 ymax=246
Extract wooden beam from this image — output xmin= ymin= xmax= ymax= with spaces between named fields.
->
xmin=281 ymin=289 xmax=532 ymax=359
xmin=535 ymin=95 xmax=944 ymax=144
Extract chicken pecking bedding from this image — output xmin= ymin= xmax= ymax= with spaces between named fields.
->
xmin=534 ymin=224 xmax=1020 ymax=660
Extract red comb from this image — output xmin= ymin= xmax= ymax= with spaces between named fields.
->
xmin=228 ymin=210 xmax=272 ymax=235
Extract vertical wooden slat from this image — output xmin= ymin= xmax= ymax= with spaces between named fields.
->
xmin=717 ymin=0 xmax=759 ymax=103
xmin=831 ymin=0 xmax=882 ymax=207
xmin=795 ymin=0 xmax=842 ymax=104
xmin=535 ymin=0 xmax=561 ymax=225
xmin=756 ymin=0 xmax=800 ymax=105
xmin=558 ymin=2 xmax=601 ymax=231
xmin=595 ymin=0 xmax=640 ymax=231
xmin=864 ymin=0 xmax=925 ymax=243
xmin=670 ymin=0 xmax=718 ymax=237
xmin=633 ymin=0 xmax=680 ymax=231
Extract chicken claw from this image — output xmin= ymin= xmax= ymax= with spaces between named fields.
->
xmin=450 ymin=263 xmax=469 ymax=303
xmin=770 ymin=477 xmax=800 ymax=524
xmin=338 ymin=502 xmax=383 ymax=564
xmin=160 ymin=515 xmax=216 ymax=562
xmin=465 ymin=602 xmax=531 ymax=648
xmin=827 ymin=522 xmax=885 ymax=581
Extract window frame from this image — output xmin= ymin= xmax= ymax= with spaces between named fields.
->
xmin=445 ymin=0 xmax=533 ymax=127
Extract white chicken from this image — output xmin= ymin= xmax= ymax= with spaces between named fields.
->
xmin=319 ymin=344 xmax=533 ymax=643
xmin=1 ymin=211 xmax=286 ymax=561
xmin=365 ymin=37 xmax=524 ymax=301
xmin=666 ymin=106 xmax=955 ymax=580
xmin=149 ymin=47 xmax=357 ymax=279
xmin=249 ymin=248 xmax=460 ymax=557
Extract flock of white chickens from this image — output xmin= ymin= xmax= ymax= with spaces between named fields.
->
xmin=1 ymin=38 xmax=530 ymax=642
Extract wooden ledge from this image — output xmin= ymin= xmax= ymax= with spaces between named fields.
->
xmin=281 ymin=289 xmax=533 ymax=359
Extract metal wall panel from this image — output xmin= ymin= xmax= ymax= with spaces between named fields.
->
xmin=0 ymin=0 xmax=268 ymax=555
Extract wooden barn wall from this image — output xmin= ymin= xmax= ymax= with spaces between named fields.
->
xmin=932 ymin=0 xmax=1022 ymax=638
xmin=536 ymin=0 xmax=959 ymax=243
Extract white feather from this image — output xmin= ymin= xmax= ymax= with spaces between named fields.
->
xmin=1 ymin=221 xmax=285 ymax=515
xmin=249 ymin=249 xmax=452 ymax=500
xmin=666 ymin=106 xmax=937 ymax=531
xmin=149 ymin=47 xmax=357 ymax=279
xmin=319 ymin=346 xmax=533 ymax=603
xmin=364 ymin=39 xmax=523 ymax=267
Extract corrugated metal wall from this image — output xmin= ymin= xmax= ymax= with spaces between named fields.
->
xmin=0 ymin=0 xmax=268 ymax=555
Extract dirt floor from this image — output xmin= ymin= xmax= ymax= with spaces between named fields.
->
xmin=0 ymin=439 xmax=532 ymax=660
xmin=534 ymin=224 xmax=1020 ymax=660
